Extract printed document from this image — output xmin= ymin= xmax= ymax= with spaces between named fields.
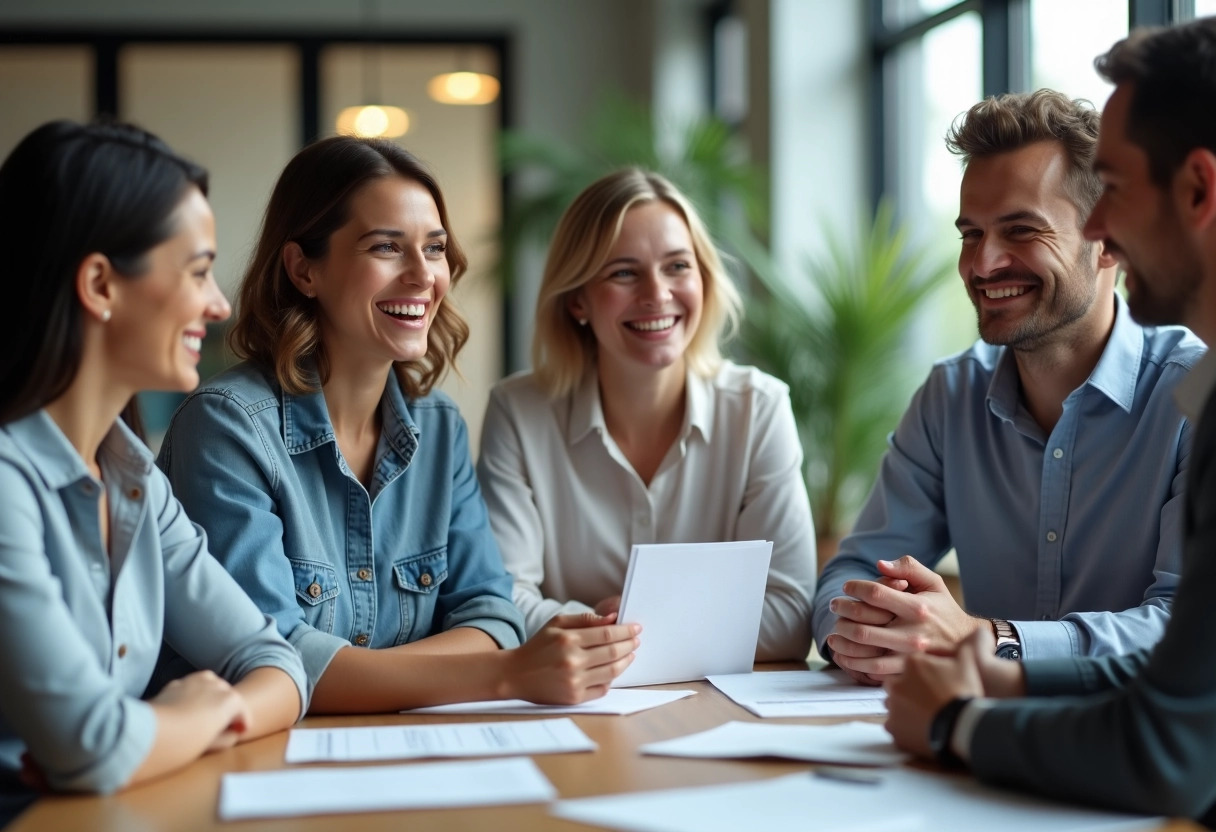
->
xmin=613 ymin=540 xmax=772 ymax=687
xmin=220 ymin=757 xmax=556 ymax=820
xmin=550 ymin=767 xmax=1159 ymax=832
xmin=640 ymin=721 xmax=907 ymax=766
xmin=285 ymin=717 xmax=595 ymax=763
xmin=708 ymin=669 xmax=887 ymax=717
xmin=404 ymin=688 xmax=696 ymax=716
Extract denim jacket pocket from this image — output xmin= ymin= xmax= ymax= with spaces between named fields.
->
xmin=290 ymin=558 xmax=341 ymax=634
xmin=392 ymin=547 xmax=449 ymax=642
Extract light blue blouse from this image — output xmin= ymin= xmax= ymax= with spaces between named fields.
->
xmin=158 ymin=363 xmax=525 ymax=696
xmin=0 ymin=411 xmax=307 ymax=797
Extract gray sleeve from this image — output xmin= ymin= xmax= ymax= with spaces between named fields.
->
xmin=966 ymin=413 xmax=1216 ymax=820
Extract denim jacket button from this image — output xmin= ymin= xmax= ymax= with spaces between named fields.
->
xmin=357 ymin=568 xmax=371 ymax=581
xmin=420 ymin=573 xmax=433 ymax=587
xmin=354 ymin=633 xmax=369 ymax=646
xmin=308 ymin=582 xmax=322 ymax=598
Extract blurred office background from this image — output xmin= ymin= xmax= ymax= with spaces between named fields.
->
xmin=2 ymin=0 xmax=1212 ymax=531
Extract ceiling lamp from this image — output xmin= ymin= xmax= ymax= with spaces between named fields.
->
xmin=428 ymin=70 xmax=500 ymax=105
xmin=335 ymin=0 xmax=409 ymax=138
xmin=336 ymin=104 xmax=409 ymax=138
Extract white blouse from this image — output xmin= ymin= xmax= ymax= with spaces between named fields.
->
xmin=476 ymin=362 xmax=817 ymax=661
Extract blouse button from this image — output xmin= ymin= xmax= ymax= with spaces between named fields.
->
xmin=354 ymin=633 xmax=369 ymax=646
xmin=128 ymin=486 xmax=142 ymax=500
xmin=357 ymin=568 xmax=371 ymax=581
xmin=308 ymin=582 xmax=322 ymax=598
xmin=420 ymin=573 xmax=433 ymax=587
xmin=117 ymin=644 xmax=128 ymax=659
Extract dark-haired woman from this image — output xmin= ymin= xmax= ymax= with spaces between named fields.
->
xmin=159 ymin=136 xmax=639 ymax=713
xmin=0 ymin=121 xmax=305 ymax=812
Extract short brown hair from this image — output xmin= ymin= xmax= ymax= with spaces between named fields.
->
xmin=1096 ymin=17 xmax=1216 ymax=187
xmin=531 ymin=168 xmax=742 ymax=398
xmin=945 ymin=89 xmax=1101 ymax=224
xmin=229 ymin=136 xmax=468 ymax=399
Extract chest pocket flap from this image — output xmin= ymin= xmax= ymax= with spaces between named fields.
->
xmin=393 ymin=547 xmax=449 ymax=594
xmin=290 ymin=558 xmax=341 ymax=606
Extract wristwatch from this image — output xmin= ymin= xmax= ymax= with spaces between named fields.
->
xmin=928 ymin=696 xmax=972 ymax=768
xmin=989 ymin=618 xmax=1022 ymax=661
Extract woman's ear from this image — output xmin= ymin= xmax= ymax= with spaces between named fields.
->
xmin=282 ymin=242 xmax=317 ymax=299
xmin=76 ymin=252 xmax=115 ymax=323
xmin=566 ymin=291 xmax=589 ymax=326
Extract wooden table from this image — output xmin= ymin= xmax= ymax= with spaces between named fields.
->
xmin=6 ymin=669 xmax=1202 ymax=831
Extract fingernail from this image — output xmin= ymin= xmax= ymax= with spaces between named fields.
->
xmin=879 ymin=560 xmax=893 ymax=568
xmin=829 ymin=600 xmax=839 ymax=613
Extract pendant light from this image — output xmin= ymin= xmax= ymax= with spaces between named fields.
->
xmin=336 ymin=0 xmax=409 ymax=138
xmin=427 ymin=48 xmax=500 ymax=106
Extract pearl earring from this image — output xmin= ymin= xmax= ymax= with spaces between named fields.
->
xmin=578 ymin=318 xmax=588 ymax=326
xmin=101 ymin=309 xmax=111 ymax=322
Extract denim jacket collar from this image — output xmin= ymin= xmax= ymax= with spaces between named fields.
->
xmin=987 ymin=292 xmax=1143 ymax=423
xmin=566 ymin=366 xmax=712 ymax=446
xmin=6 ymin=410 xmax=152 ymax=492
xmin=277 ymin=367 xmax=420 ymax=471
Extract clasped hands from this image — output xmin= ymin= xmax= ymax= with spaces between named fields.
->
xmin=825 ymin=556 xmax=986 ymax=686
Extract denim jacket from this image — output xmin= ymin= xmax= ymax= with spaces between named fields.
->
xmin=0 ymin=411 xmax=307 ymax=798
xmin=158 ymin=362 xmax=525 ymax=695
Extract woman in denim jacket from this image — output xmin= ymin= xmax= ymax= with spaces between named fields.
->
xmin=159 ymin=136 xmax=639 ymax=713
xmin=0 ymin=121 xmax=306 ymax=813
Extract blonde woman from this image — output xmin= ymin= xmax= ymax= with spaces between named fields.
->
xmin=478 ymin=168 xmax=816 ymax=661
xmin=159 ymin=137 xmax=638 ymax=713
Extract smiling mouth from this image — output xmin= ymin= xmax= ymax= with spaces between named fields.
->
xmin=377 ymin=302 xmax=426 ymax=321
xmin=981 ymin=286 xmax=1032 ymax=299
xmin=183 ymin=333 xmax=202 ymax=352
xmin=625 ymin=316 xmax=678 ymax=332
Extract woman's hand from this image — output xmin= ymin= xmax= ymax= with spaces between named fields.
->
xmin=501 ymin=613 xmax=640 ymax=705
xmin=150 ymin=670 xmax=250 ymax=752
xmin=593 ymin=595 xmax=622 ymax=617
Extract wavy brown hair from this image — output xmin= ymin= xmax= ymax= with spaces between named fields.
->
xmin=229 ymin=136 xmax=468 ymax=398
xmin=945 ymin=89 xmax=1102 ymax=225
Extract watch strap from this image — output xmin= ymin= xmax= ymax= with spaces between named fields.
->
xmin=929 ymin=696 xmax=973 ymax=768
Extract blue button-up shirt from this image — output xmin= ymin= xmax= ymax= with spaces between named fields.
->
xmin=158 ymin=363 xmax=525 ymax=696
xmin=0 ymin=411 xmax=307 ymax=799
xmin=814 ymin=294 xmax=1204 ymax=659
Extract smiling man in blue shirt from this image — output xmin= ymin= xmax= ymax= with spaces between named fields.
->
xmin=813 ymin=88 xmax=1205 ymax=685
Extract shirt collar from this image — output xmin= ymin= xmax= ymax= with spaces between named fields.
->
xmin=279 ymin=366 xmax=420 ymax=455
xmin=566 ymin=367 xmax=713 ymax=446
xmin=987 ymin=292 xmax=1143 ymax=420
xmin=1175 ymin=351 xmax=1216 ymax=422
xmin=5 ymin=409 xmax=152 ymax=491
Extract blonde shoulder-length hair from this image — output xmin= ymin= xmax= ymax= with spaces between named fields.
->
xmin=229 ymin=136 xmax=468 ymax=399
xmin=532 ymin=168 xmax=742 ymax=398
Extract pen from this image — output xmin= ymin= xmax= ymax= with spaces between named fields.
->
xmin=812 ymin=766 xmax=883 ymax=785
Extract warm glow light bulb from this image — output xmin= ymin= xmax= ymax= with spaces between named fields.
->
xmin=354 ymin=105 xmax=389 ymax=136
xmin=336 ymin=105 xmax=410 ymax=138
xmin=427 ymin=72 xmax=500 ymax=105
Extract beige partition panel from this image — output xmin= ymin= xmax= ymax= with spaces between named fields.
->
xmin=0 ymin=46 xmax=91 ymax=161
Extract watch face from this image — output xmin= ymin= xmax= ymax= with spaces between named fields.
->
xmin=995 ymin=643 xmax=1021 ymax=661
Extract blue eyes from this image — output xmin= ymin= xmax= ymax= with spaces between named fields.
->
xmin=369 ymin=241 xmax=447 ymax=255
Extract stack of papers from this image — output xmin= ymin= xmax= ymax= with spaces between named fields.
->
xmin=285 ymin=718 xmax=595 ymax=763
xmin=707 ymin=670 xmax=887 ymax=717
xmin=640 ymin=721 xmax=907 ymax=766
xmin=220 ymin=757 xmax=556 ymax=820
xmin=404 ymin=688 xmax=696 ymax=716
xmin=550 ymin=768 xmax=1160 ymax=832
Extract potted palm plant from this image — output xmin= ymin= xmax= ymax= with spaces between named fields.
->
xmin=739 ymin=202 xmax=954 ymax=559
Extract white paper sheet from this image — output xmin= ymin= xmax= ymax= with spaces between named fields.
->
xmin=284 ymin=717 xmax=595 ymax=763
xmin=550 ymin=768 xmax=1160 ymax=832
xmin=707 ymin=669 xmax=887 ymax=717
xmin=640 ymin=721 xmax=907 ymax=766
xmin=612 ymin=540 xmax=772 ymax=687
xmin=404 ymin=688 xmax=696 ymax=716
xmin=219 ymin=756 xmax=556 ymax=820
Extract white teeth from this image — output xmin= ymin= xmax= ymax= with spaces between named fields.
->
xmin=627 ymin=316 xmax=676 ymax=332
xmin=983 ymin=286 xmax=1030 ymax=299
xmin=378 ymin=302 xmax=426 ymax=317
xmin=183 ymin=334 xmax=202 ymax=352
